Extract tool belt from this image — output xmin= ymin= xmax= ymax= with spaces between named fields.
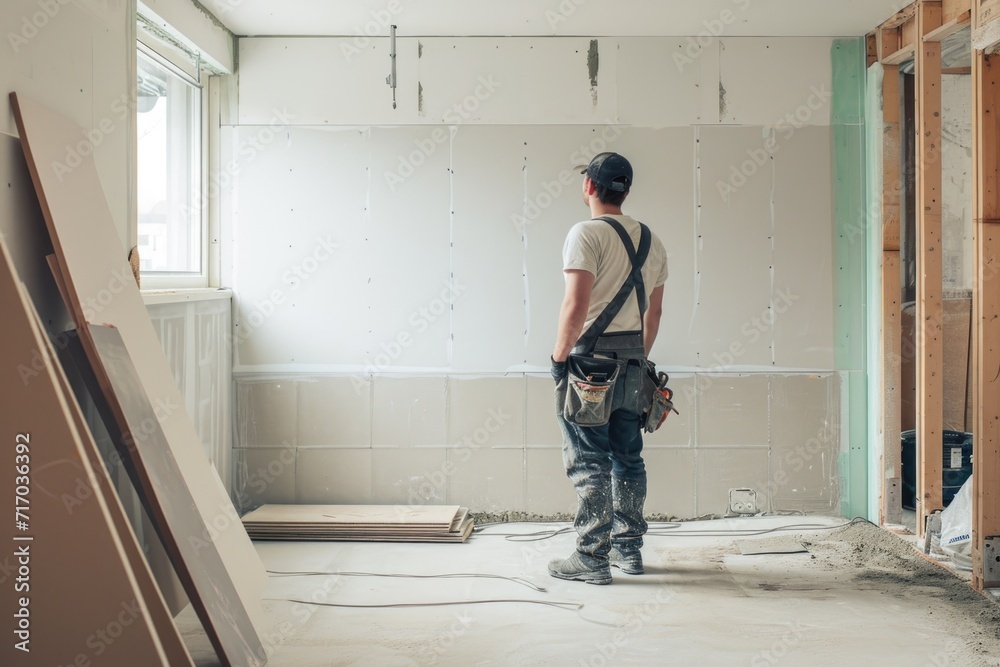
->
xmin=558 ymin=218 xmax=668 ymax=428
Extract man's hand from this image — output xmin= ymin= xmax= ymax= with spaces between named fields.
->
xmin=551 ymin=356 xmax=568 ymax=382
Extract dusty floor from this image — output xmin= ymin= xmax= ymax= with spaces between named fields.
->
xmin=177 ymin=516 xmax=1000 ymax=666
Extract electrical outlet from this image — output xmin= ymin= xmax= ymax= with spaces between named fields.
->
xmin=729 ymin=488 xmax=758 ymax=516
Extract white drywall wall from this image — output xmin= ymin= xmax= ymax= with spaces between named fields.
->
xmin=230 ymin=36 xmax=837 ymax=373
xmin=1 ymin=0 xmax=132 ymax=246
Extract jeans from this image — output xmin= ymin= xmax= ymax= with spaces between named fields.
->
xmin=556 ymin=355 xmax=649 ymax=562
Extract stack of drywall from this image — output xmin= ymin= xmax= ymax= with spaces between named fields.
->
xmin=242 ymin=505 xmax=474 ymax=543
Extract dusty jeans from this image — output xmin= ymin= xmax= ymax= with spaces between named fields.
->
xmin=555 ymin=334 xmax=649 ymax=562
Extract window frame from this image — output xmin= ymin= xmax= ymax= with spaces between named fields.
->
xmin=135 ymin=40 xmax=210 ymax=290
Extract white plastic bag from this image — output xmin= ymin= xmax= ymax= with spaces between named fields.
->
xmin=939 ymin=477 xmax=972 ymax=570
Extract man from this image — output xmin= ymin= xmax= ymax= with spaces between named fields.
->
xmin=549 ymin=152 xmax=668 ymax=585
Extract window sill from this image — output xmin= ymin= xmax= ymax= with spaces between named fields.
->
xmin=141 ymin=287 xmax=233 ymax=306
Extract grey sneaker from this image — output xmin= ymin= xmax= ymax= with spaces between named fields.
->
xmin=609 ymin=546 xmax=644 ymax=575
xmin=548 ymin=552 xmax=612 ymax=585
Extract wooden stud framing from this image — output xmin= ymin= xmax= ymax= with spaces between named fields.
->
xmin=943 ymin=0 xmax=974 ymax=22
xmin=868 ymin=33 xmax=880 ymax=69
xmin=980 ymin=0 xmax=1000 ymax=26
xmin=916 ymin=0 xmax=944 ymax=537
xmin=972 ymin=1 xmax=1000 ymax=592
xmin=876 ymin=3 xmax=919 ymax=65
xmin=924 ymin=9 xmax=973 ymax=41
xmin=883 ymin=65 xmax=904 ymax=526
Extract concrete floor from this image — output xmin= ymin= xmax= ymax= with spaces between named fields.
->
xmin=178 ymin=516 xmax=1000 ymax=666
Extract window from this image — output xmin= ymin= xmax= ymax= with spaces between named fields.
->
xmin=137 ymin=47 xmax=204 ymax=283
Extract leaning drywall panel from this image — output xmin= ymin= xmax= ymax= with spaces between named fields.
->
xmin=451 ymin=126 xmax=527 ymax=370
xmin=693 ymin=127 xmax=775 ymax=368
xmin=238 ymin=37 xmax=421 ymax=126
xmin=771 ymin=125 xmax=835 ymax=369
xmin=232 ymin=126 xmax=370 ymax=368
xmin=719 ymin=37 xmax=834 ymax=127
xmin=0 ymin=242 xmax=185 ymax=667
xmin=417 ymin=37 xmax=615 ymax=125
xmin=368 ymin=127 xmax=452 ymax=369
xmin=608 ymin=127 xmax=698 ymax=366
xmin=0 ymin=134 xmax=72 ymax=330
xmin=615 ymin=38 xmax=708 ymax=126
xmin=10 ymin=93 xmax=267 ymax=637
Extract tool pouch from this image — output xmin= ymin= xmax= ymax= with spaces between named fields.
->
xmin=639 ymin=360 xmax=659 ymax=415
xmin=643 ymin=388 xmax=675 ymax=433
xmin=560 ymin=354 xmax=621 ymax=427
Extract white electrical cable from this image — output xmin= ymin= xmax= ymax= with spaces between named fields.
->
xmin=267 ymin=569 xmax=546 ymax=593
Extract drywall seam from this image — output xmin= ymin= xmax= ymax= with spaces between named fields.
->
xmin=365 ymin=126 xmax=373 ymax=362
xmin=230 ymin=124 xmax=242 ymax=370
xmin=449 ymin=125 xmax=457 ymax=366
xmin=521 ymin=136 xmax=531 ymax=353
xmin=689 ymin=126 xmax=702 ymax=344
xmin=769 ymin=127 xmax=777 ymax=366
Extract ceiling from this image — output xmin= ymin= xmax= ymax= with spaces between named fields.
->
xmin=206 ymin=0 xmax=905 ymax=38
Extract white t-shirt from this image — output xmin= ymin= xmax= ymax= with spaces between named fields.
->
xmin=562 ymin=214 xmax=668 ymax=333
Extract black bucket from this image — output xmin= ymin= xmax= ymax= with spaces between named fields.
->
xmin=900 ymin=429 xmax=973 ymax=510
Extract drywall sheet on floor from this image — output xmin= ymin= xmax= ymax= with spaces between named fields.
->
xmin=451 ymin=126 xmax=527 ymax=370
xmin=615 ymin=38 xmax=717 ymax=126
xmin=771 ymin=126 xmax=835 ymax=368
xmin=10 ymin=94 xmax=266 ymax=635
xmin=368 ymin=127 xmax=452 ymax=368
xmin=694 ymin=127 xmax=775 ymax=367
xmin=0 ymin=241 xmax=188 ymax=667
xmin=238 ymin=37 xmax=421 ymax=125
xmin=719 ymin=38 xmax=835 ymax=127
xmin=82 ymin=323 xmax=265 ymax=667
xmin=417 ymin=37 xmax=616 ymax=124
xmin=231 ymin=126 xmax=370 ymax=367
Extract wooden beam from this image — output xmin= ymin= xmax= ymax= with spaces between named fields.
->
xmin=880 ymin=3 xmax=918 ymax=30
xmin=903 ymin=14 xmax=921 ymax=49
xmin=885 ymin=66 xmax=903 ymax=253
xmin=972 ymin=15 xmax=1000 ymax=51
xmin=972 ymin=2 xmax=1000 ymax=593
xmin=883 ymin=251 xmax=903 ymax=525
xmin=924 ymin=9 xmax=972 ymax=41
xmin=884 ymin=44 xmax=917 ymax=66
xmin=943 ymin=0 xmax=973 ymax=23
xmin=883 ymin=64 xmax=904 ymax=527
xmin=881 ymin=15 xmax=920 ymax=65
xmin=916 ymin=0 xmax=945 ymax=538
xmin=943 ymin=67 xmax=974 ymax=74
xmin=980 ymin=0 xmax=1000 ymax=26
xmin=879 ymin=27 xmax=904 ymax=62
xmin=868 ymin=32 xmax=880 ymax=69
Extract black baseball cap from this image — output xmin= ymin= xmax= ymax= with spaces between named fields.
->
xmin=575 ymin=152 xmax=633 ymax=192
